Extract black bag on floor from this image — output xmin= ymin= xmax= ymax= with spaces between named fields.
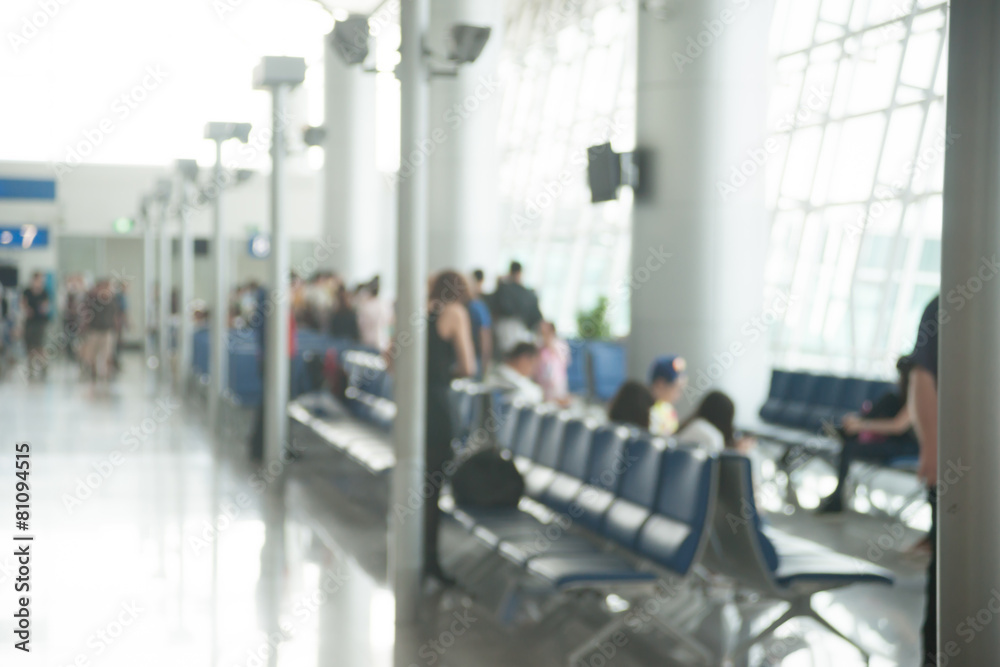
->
xmin=451 ymin=447 xmax=524 ymax=508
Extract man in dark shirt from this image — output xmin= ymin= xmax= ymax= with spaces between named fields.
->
xmin=489 ymin=261 xmax=542 ymax=356
xmin=22 ymin=272 xmax=50 ymax=377
xmin=84 ymin=279 xmax=120 ymax=382
xmin=909 ymin=296 xmax=939 ymax=666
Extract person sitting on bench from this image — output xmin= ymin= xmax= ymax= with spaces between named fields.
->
xmin=817 ymin=355 xmax=918 ymax=514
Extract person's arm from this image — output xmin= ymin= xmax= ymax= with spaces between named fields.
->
xmin=842 ymin=406 xmax=912 ymax=436
xmin=909 ymin=367 xmax=938 ymax=484
xmin=479 ymin=327 xmax=493 ymax=374
xmin=440 ymin=304 xmax=476 ymax=378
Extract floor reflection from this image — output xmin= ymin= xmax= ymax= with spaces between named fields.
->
xmin=0 ymin=356 xmax=924 ymax=666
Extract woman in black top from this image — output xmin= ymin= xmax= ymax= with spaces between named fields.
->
xmin=424 ymin=270 xmax=476 ymax=583
xmin=328 ymin=284 xmax=360 ymax=341
xmin=817 ymin=355 xmax=918 ymax=514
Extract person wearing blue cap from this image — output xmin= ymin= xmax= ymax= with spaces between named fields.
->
xmin=648 ymin=354 xmax=687 ymax=436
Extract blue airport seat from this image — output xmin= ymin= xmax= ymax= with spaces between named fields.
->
xmin=537 ymin=419 xmax=596 ymax=514
xmin=571 ymin=424 xmax=630 ymax=533
xmin=566 ymin=339 xmax=588 ymax=395
xmin=524 ymin=448 xmax=717 ymax=589
xmin=496 ymin=403 xmax=526 ymax=451
xmin=759 ymin=370 xmax=793 ymax=422
xmin=510 ymin=406 xmax=543 ymax=463
xmin=707 ymin=453 xmax=892 ymax=664
xmin=602 ymin=434 xmax=662 ymax=549
xmin=775 ymin=373 xmax=819 ymax=428
xmin=636 ymin=448 xmax=716 ymax=575
xmin=835 ymin=377 xmax=871 ymax=411
xmin=799 ymin=376 xmax=844 ymax=431
xmin=523 ymin=412 xmax=566 ymax=498
xmin=587 ymin=341 xmax=626 ymax=402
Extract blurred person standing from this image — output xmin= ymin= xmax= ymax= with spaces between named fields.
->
xmin=467 ymin=269 xmax=493 ymax=378
xmin=63 ymin=274 xmax=85 ymax=361
xmin=908 ymin=296 xmax=940 ymax=666
xmin=328 ymin=283 xmax=360 ymax=341
xmin=489 ymin=261 xmax=542 ymax=356
xmin=82 ymin=278 xmax=120 ymax=383
xmin=356 ymin=276 xmax=393 ymax=351
xmin=113 ymin=282 xmax=129 ymax=369
xmin=22 ymin=271 xmax=51 ymax=379
xmin=424 ymin=271 xmax=476 ymax=583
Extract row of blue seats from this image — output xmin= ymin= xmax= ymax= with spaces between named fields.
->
xmin=759 ymin=369 xmax=896 ymax=433
xmin=192 ymin=327 xmax=379 ymax=407
xmin=455 ymin=401 xmax=893 ymax=662
xmin=340 ymin=350 xmax=395 ymax=431
xmin=449 ymin=405 xmax=716 ymax=589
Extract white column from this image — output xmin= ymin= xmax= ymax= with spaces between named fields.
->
xmin=179 ymin=194 xmax=194 ymax=386
xmin=323 ymin=26 xmax=381 ymax=285
xmin=158 ymin=204 xmax=172 ymax=381
xmin=209 ymin=141 xmax=228 ymax=431
xmin=391 ymin=0 xmax=430 ymax=631
xmin=265 ymin=85 xmax=291 ymax=468
xmin=938 ymin=1 xmax=1000 ymax=663
xmin=143 ymin=212 xmax=156 ymax=364
xmin=425 ymin=0 xmax=503 ymax=274
xmin=628 ymin=0 xmax=773 ymax=420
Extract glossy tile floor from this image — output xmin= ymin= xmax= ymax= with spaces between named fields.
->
xmin=0 ymin=354 xmax=928 ymax=666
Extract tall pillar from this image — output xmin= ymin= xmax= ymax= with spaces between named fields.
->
xmin=265 ymin=84 xmax=291 ymax=468
xmin=323 ymin=25 xmax=381 ymax=285
xmin=178 ymin=194 xmax=194 ymax=386
xmin=629 ymin=0 xmax=773 ymax=419
xmin=426 ymin=0 xmax=503 ymax=274
xmin=158 ymin=203 xmax=172 ymax=381
xmin=938 ymin=1 xmax=1000 ymax=663
xmin=143 ymin=208 xmax=156 ymax=364
xmin=209 ymin=140 xmax=228 ymax=432
xmin=391 ymin=0 xmax=430 ymax=632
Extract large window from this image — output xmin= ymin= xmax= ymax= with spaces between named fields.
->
xmin=497 ymin=0 xmax=636 ymax=337
xmin=764 ymin=0 xmax=948 ymax=377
